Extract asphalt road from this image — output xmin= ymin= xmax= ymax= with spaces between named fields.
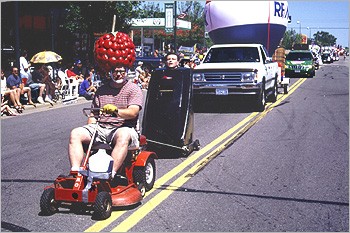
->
xmin=1 ymin=58 xmax=348 ymax=232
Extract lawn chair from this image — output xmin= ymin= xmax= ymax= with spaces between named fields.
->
xmin=64 ymin=70 xmax=80 ymax=97
xmin=57 ymin=70 xmax=71 ymax=100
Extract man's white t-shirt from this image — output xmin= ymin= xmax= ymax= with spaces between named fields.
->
xmin=20 ymin=56 xmax=30 ymax=78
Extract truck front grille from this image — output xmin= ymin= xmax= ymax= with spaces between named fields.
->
xmin=204 ymin=74 xmax=241 ymax=82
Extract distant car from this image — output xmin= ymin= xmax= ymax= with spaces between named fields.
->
xmin=285 ymin=50 xmax=316 ymax=78
xmin=322 ymin=52 xmax=333 ymax=64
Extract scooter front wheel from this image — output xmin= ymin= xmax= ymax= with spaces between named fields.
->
xmin=40 ymin=188 xmax=58 ymax=216
xmin=93 ymin=191 xmax=112 ymax=220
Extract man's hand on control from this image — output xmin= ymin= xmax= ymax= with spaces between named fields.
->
xmin=102 ymin=104 xmax=118 ymax=115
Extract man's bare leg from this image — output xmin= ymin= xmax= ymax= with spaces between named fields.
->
xmin=68 ymin=127 xmax=92 ymax=171
xmin=111 ymin=128 xmax=131 ymax=177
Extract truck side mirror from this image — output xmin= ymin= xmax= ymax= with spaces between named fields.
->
xmin=265 ymin=57 xmax=272 ymax=63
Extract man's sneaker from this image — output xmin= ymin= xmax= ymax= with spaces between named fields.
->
xmin=110 ymin=174 xmax=128 ymax=188
xmin=37 ymin=96 xmax=45 ymax=104
xmin=45 ymin=97 xmax=54 ymax=106
xmin=57 ymin=171 xmax=78 ymax=179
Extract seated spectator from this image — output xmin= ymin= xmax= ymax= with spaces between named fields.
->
xmin=65 ymin=63 xmax=81 ymax=96
xmin=73 ymin=60 xmax=86 ymax=79
xmin=140 ymin=67 xmax=151 ymax=89
xmin=19 ymin=49 xmax=32 ymax=82
xmin=1 ymin=95 xmax=19 ymax=116
xmin=79 ymin=73 xmax=96 ymax=100
xmin=88 ymin=66 xmax=101 ymax=87
xmin=134 ymin=61 xmax=148 ymax=89
xmin=6 ymin=66 xmax=36 ymax=107
xmin=55 ymin=75 xmax=62 ymax=90
xmin=135 ymin=61 xmax=144 ymax=79
xmin=66 ymin=63 xmax=84 ymax=83
xmin=41 ymin=65 xmax=56 ymax=105
xmin=26 ymin=64 xmax=46 ymax=104
xmin=1 ymin=68 xmax=23 ymax=113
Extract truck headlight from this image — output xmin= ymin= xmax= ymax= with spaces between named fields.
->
xmin=241 ymin=72 xmax=256 ymax=82
xmin=193 ymin=73 xmax=205 ymax=81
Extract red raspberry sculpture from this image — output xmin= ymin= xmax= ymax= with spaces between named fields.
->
xmin=94 ymin=32 xmax=136 ymax=71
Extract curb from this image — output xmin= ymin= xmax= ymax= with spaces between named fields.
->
xmin=23 ymin=96 xmax=89 ymax=110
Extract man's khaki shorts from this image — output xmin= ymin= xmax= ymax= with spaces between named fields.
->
xmin=83 ymin=124 xmax=139 ymax=150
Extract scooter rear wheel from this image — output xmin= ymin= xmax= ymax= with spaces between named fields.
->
xmin=133 ymin=157 xmax=156 ymax=193
xmin=93 ymin=191 xmax=112 ymax=220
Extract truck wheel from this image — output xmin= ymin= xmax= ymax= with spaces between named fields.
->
xmin=133 ymin=157 xmax=156 ymax=193
xmin=256 ymin=84 xmax=266 ymax=112
xmin=269 ymin=78 xmax=278 ymax=102
xmin=283 ymin=84 xmax=289 ymax=94
xmin=40 ymin=188 xmax=58 ymax=216
xmin=93 ymin=191 xmax=112 ymax=220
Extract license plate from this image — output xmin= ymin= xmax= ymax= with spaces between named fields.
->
xmin=216 ymin=88 xmax=228 ymax=95
xmin=295 ymin=70 xmax=300 ymax=73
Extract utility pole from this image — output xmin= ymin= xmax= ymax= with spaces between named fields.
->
xmin=51 ymin=9 xmax=55 ymax=51
xmin=174 ymin=1 xmax=177 ymax=53
xmin=14 ymin=1 xmax=20 ymax=68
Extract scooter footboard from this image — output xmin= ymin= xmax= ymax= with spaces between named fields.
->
xmin=54 ymin=177 xmax=110 ymax=203
xmin=55 ymin=189 xmax=97 ymax=204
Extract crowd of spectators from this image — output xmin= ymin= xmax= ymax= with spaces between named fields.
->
xmin=1 ymin=57 xmax=102 ymax=116
xmin=1 ymin=48 xmax=207 ymax=116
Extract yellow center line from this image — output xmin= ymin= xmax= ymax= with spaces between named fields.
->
xmin=85 ymin=78 xmax=306 ymax=232
xmin=85 ymin=111 xmax=258 ymax=232
xmin=111 ymin=78 xmax=307 ymax=232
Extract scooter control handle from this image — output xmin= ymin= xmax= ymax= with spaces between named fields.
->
xmin=82 ymin=108 xmax=101 ymax=117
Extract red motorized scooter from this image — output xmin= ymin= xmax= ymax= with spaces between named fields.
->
xmin=40 ymin=108 xmax=157 ymax=220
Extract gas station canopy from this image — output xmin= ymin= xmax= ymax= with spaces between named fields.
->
xmin=130 ymin=18 xmax=191 ymax=30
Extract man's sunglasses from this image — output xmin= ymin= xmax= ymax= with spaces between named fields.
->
xmin=113 ymin=70 xmax=126 ymax=74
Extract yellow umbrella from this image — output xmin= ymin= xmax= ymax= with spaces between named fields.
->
xmin=30 ymin=51 xmax=63 ymax=64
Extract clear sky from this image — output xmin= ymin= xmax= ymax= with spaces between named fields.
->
xmin=280 ymin=1 xmax=348 ymax=47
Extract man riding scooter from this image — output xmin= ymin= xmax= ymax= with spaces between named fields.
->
xmin=68 ymin=65 xmax=143 ymax=185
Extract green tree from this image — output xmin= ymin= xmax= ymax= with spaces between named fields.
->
xmin=139 ymin=2 xmax=164 ymax=18
xmin=64 ymin=1 xmax=142 ymax=34
xmin=177 ymin=1 xmax=206 ymax=47
xmin=281 ymin=29 xmax=300 ymax=50
xmin=63 ymin=1 xmax=143 ymax=60
xmin=314 ymin=31 xmax=337 ymax=46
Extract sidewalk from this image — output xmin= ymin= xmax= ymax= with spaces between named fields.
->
xmin=23 ymin=96 xmax=89 ymax=110
xmin=0 ymin=96 xmax=90 ymax=118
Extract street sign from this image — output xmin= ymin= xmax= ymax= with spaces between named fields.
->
xmin=165 ymin=3 xmax=174 ymax=34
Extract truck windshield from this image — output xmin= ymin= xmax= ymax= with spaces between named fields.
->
xmin=203 ymin=47 xmax=260 ymax=63
xmin=286 ymin=52 xmax=313 ymax=61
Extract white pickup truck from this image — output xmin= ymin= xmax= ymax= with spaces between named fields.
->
xmin=192 ymin=44 xmax=280 ymax=111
